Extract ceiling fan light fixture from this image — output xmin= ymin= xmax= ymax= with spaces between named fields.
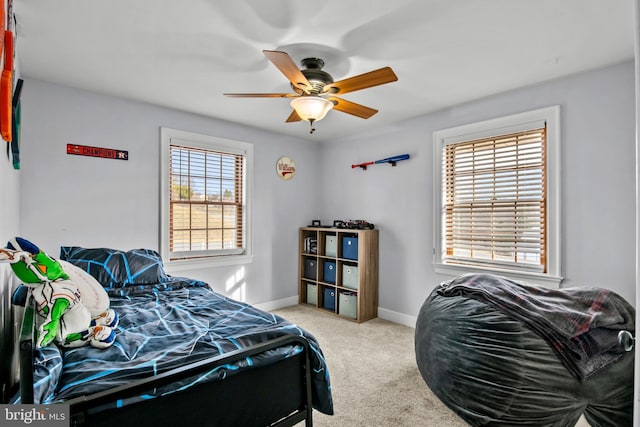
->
xmin=290 ymin=96 xmax=334 ymax=123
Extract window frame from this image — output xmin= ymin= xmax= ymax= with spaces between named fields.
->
xmin=160 ymin=127 xmax=253 ymax=270
xmin=432 ymin=106 xmax=562 ymax=287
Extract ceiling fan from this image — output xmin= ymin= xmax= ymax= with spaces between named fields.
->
xmin=224 ymin=50 xmax=398 ymax=134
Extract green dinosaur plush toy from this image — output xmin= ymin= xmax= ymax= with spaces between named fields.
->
xmin=2 ymin=237 xmax=118 ymax=348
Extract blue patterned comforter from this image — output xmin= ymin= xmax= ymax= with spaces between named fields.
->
xmin=26 ymin=280 xmax=333 ymax=415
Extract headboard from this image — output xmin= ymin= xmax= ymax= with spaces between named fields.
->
xmin=0 ymin=264 xmax=23 ymax=403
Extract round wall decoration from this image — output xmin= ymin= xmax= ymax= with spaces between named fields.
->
xmin=276 ymin=156 xmax=296 ymax=180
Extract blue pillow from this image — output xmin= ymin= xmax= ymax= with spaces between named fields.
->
xmin=60 ymin=247 xmax=167 ymax=288
xmin=59 ymin=246 xmax=125 ymax=288
xmin=121 ymin=248 xmax=168 ymax=285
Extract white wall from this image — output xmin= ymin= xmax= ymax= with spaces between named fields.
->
xmin=16 ymin=61 xmax=637 ymax=320
xmin=18 ymin=79 xmax=320 ymax=306
xmin=319 ymin=61 xmax=637 ymax=319
xmin=0 ymin=114 xmax=20 ymax=240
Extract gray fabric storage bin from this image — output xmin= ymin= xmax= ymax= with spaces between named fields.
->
xmin=325 ymin=235 xmax=337 ymax=257
xmin=306 ymin=283 xmax=317 ymax=305
xmin=342 ymin=264 xmax=358 ymax=289
xmin=338 ymin=291 xmax=357 ymax=319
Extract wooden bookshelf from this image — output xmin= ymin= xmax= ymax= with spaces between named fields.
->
xmin=298 ymin=227 xmax=379 ymax=323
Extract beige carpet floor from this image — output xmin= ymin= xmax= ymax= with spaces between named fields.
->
xmin=273 ymin=304 xmax=468 ymax=427
xmin=274 ymin=304 xmax=593 ymax=427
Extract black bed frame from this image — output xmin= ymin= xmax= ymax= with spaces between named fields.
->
xmin=18 ymin=298 xmax=315 ymax=427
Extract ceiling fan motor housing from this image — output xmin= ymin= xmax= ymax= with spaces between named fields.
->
xmin=294 ymin=57 xmax=334 ymax=94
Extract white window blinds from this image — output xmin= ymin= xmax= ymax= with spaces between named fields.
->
xmin=169 ymin=144 xmax=244 ymax=258
xmin=443 ymin=126 xmax=547 ymax=272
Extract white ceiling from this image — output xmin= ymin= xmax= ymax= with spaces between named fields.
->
xmin=13 ymin=0 xmax=636 ymax=142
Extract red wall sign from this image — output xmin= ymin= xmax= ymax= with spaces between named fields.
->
xmin=67 ymin=144 xmax=128 ymax=160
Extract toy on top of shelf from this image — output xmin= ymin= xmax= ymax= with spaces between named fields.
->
xmin=309 ymin=220 xmax=333 ymax=228
xmin=335 ymin=220 xmax=375 ymax=230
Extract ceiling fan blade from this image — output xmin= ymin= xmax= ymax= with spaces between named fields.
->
xmin=327 ymin=96 xmax=378 ymax=119
xmin=286 ymin=109 xmax=302 ymax=122
xmin=323 ymin=67 xmax=398 ymax=95
xmin=223 ymin=93 xmax=298 ymax=98
xmin=263 ymin=50 xmax=312 ymax=93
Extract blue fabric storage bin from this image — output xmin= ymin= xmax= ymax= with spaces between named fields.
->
xmin=342 ymin=236 xmax=358 ymax=260
xmin=324 ymin=261 xmax=336 ymax=284
xmin=323 ymin=287 xmax=336 ymax=311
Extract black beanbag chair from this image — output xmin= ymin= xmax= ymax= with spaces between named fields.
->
xmin=415 ymin=274 xmax=634 ymax=427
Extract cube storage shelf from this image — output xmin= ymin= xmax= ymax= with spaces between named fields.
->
xmin=299 ymin=227 xmax=379 ymax=323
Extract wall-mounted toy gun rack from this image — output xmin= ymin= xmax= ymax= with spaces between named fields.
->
xmin=352 ymin=154 xmax=410 ymax=170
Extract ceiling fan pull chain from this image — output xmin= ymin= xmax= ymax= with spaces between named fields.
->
xmin=309 ymin=119 xmax=316 ymax=134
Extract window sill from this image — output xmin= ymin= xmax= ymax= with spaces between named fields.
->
xmin=433 ymin=262 xmax=563 ymax=288
xmin=164 ymin=253 xmax=254 ymax=274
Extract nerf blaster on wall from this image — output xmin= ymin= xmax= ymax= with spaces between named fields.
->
xmin=352 ymin=153 xmax=410 ymax=170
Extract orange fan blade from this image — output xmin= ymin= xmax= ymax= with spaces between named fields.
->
xmin=263 ymin=50 xmax=312 ymax=93
xmin=223 ymin=93 xmax=297 ymax=98
xmin=286 ymin=109 xmax=302 ymax=122
xmin=323 ymin=67 xmax=398 ymax=95
xmin=327 ymin=96 xmax=378 ymax=119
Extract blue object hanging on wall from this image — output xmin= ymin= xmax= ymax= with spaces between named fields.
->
xmin=352 ymin=153 xmax=410 ymax=170
xmin=9 ymin=77 xmax=22 ymax=169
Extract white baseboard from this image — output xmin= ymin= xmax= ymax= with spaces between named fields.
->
xmin=254 ymin=296 xmax=298 ymax=312
xmin=255 ymin=295 xmax=417 ymax=329
xmin=378 ymin=307 xmax=417 ymax=328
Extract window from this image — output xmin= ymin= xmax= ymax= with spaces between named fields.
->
xmin=433 ymin=106 xmax=561 ymax=286
xmin=160 ymin=128 xmax=253 ymax=267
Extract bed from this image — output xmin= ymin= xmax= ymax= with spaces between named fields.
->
xmin=7 ymin=246 xmax=334 ymax=427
